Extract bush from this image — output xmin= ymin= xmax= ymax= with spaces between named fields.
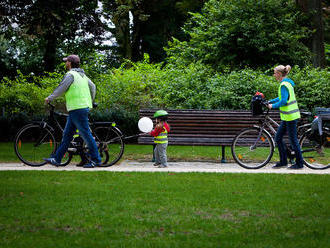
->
xmin=292 ymin=66 xmax=330 ymax=111
xmin=1 ymin=61 xmax=329 ymax=141
xmin=166 ymin=0 xmax=311 ymax=70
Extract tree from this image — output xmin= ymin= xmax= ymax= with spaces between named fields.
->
xmin=166 ymin=0 xmax=312 ymax=70
xmin=296 ymin=0 xmax=326 ymax=68
xmin=1 ymin=0 xmax=107 ymax=75
xmin=101 ymin=0 xmax=205 ymax=62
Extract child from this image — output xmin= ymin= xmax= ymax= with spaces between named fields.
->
xmin=150 ymin=110 xmax=170 ymax=168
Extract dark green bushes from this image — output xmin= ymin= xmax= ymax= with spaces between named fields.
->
xmin=1 ymin=61 xmax=329 ymax=141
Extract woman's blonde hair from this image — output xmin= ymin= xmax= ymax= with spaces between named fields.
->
xmin=274 ymin=65 xmax=291 ymax=76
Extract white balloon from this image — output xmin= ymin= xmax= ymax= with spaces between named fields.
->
xmin=138 ymin=117 xmax=153 ymax=133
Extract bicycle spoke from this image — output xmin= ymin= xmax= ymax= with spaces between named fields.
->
xmin=93 ymin=126 xmax=124 ymax=166
xmin=300 ymin=130 xmax=329 ymax=170
xmin=232 ymin=127 xmax=274 ymax=169
xmin=14 ymin=124 xmax=56 ymax=166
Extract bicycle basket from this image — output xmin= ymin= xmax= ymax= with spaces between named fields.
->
xmin=251 ymin=95 xmax=264 ymax=116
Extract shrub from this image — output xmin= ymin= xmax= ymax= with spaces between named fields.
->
xmin=166 ymin=0 xmax=311 ymax=70
xmin=1 ymin=62 xmax=329 ymax=141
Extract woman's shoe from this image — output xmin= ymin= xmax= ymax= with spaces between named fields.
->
xmin=288 ymin=164 xmax=303 ymax=169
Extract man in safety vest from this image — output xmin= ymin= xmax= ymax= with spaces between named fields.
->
xmin=268 ymin=65 xmax=303 ymax=169
xmin=44 ymin=54 xmax=101 ymax=168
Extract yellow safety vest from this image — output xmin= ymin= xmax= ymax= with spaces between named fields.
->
xmin=154 ymin=129 xmax=168 ymax=144
xmin=278 ymin=81 xmax=300 ymax=121
xmin=65 ymin=71 xmax=93 ymax=112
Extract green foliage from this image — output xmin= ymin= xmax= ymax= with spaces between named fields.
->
xmin=325 ymin=43 xmax=330 ymax=66
xmin=95 ymin=54 xmax=166 ymax=112
xmin=292 ymin=66 xmax=330 ymax=111
xmin=166 ymin=0 xmax=312 ymax=70
xmin=1 ymin=60 xmax=329 ymax=141
xmin=1 ymin=63 xmax=329 ymax=117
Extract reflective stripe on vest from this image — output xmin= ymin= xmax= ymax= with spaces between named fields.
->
xmin=278 ymin=81 xmax=300 ymax=121
xmin=65 ymin=71 xmax=93 ymax=112
xmin=154 ymin=129 xmax=168 ymax=144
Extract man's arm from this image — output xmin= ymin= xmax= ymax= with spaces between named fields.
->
xmin=45 ymin=73 xmax=74 ymax=104
xmin=88 ymin=79 xmax=96 ymax=101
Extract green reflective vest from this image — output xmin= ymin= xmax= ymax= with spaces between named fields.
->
xmin=65 ymin=71 xmax=93 ymax=112
xmin=154 ymin=129 xmax=168 ymax=144
xmin=278 ymin=81 xmax=300 ymax=121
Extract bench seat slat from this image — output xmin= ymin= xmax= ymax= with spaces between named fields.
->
xmin=138 ymin=109 xmax=284 ymax=146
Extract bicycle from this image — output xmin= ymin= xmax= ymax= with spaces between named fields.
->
xmin=231 ymin=100 xmax=330 ymax=170
xmin=14 ymin=103 xmax=125 ymax=167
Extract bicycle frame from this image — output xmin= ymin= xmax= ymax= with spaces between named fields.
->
xmin=252 ymin=108 xmax=312 ymax=148
xmin=251 ymin=109 xmax=279 ymax=150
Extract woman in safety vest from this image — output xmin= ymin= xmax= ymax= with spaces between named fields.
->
xmin=150 ymin=110 xmax=170 ymax=168
xmin=268 ymin=65 xmax=303 ymax=169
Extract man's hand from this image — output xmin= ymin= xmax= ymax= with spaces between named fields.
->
xmin=267 ymin=104 xmax=272 ymax=109
xmin=44 ymin=97 xmax=50 ymax=105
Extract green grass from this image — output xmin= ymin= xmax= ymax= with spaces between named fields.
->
xmin=0 ymin=171 xmax=329 ymax=247
xmin=1 ymin=142 xmax=282 ymax=163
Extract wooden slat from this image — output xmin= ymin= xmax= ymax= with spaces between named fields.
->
xmin=138 ymin=109 xmax=307 ymax=146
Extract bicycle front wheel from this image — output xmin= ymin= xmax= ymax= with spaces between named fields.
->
xmin=299 ymin=128 xmax=330 ymax=170
xmin=93 ymin=126 xmax=124 ymax=167
xmin=14 ymin=124 xmax=56 ymax=166
xmin=231 ymin=127 xmax=274 ymax=169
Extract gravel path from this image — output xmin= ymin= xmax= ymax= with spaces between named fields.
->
xmin=0 ymin=161 xmax=329 ymax=174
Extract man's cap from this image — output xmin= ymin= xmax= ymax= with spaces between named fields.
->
xmin=63 ymin=54 xmax=80 ymax=64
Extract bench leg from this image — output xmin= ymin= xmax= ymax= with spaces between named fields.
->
xmin=221 ymin=145 xmax=227 ymax=163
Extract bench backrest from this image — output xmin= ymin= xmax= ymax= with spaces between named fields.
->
xmin=138 ymin=109 xmax=282 ymax=146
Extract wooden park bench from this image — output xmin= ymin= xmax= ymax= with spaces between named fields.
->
xmin=138 ymin=109 xmax=283 ymax=162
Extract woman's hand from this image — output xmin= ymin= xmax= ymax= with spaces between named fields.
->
xmin=267 ymin=104 xmax=272 ymax=109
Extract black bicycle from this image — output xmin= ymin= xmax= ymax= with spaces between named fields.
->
xmin=231 ymin=100 xmax=329 ymax=170
xmin=14 ymin=104 xmax=125 ymax=167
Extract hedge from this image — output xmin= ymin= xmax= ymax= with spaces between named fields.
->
xmin=0 ymin=62 xmax=329 ymax=141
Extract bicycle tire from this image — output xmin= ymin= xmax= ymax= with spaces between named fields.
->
xmin=93 ymin=126 xmax=124 ymax=167
xmin=231 ymin=127 xmax=274 ymax=169
xmin=58 ymin=148 xmax=73 ymax=166
xmin=14 ymin=124 xmax=57 ymax=166
xmin=299 ymin=128 xmax=330 ymax=170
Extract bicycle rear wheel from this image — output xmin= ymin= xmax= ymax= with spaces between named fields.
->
xmin=93 ymin=126 xmax=124 ymax=167
xmin=299 ymin=128 xmax=330 ymax=170
xmin=14 ymin=124 xmax=56 ymax=166
xmin=231 ymin=127 xmax=274 ymax=169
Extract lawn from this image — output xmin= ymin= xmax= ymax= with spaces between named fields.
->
xmin=1 ymin=142 xmax=329 ymax=247
xmin=1 ymin=142 xmax=281 ymax=163
xmin=0 ymin=171 xmax=329 ymax=247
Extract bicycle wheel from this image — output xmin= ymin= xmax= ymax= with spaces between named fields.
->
xmin=299 ymin=128 xmax=330 ymax=170
xmin=93 ymin=126 xmax=124 ymax=167
xmin=14 ymin=124 xmax=56 ymax=166
xmin=231 ymin=127 xmax=274 ymax=169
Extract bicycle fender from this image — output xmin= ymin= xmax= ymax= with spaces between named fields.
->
xmin=111 ymin=126 xmax=123 ymax=136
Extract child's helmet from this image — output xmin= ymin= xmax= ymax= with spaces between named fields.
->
xmin=153 ymin=110 xmax=168 ymax=118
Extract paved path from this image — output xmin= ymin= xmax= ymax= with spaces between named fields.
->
xmin=0 ymin=161 xmax=329 ymax=174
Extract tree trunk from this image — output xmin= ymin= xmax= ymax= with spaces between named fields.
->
xmin=43 ymin=31 xmax=57 ymax=72
xmin=131 ymin=11 xmax=143 ymax=61
xmin=296 ymin=0 xmax=325 ymax=68
xmin=114 ymin=11 xmax=132 ymax=61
